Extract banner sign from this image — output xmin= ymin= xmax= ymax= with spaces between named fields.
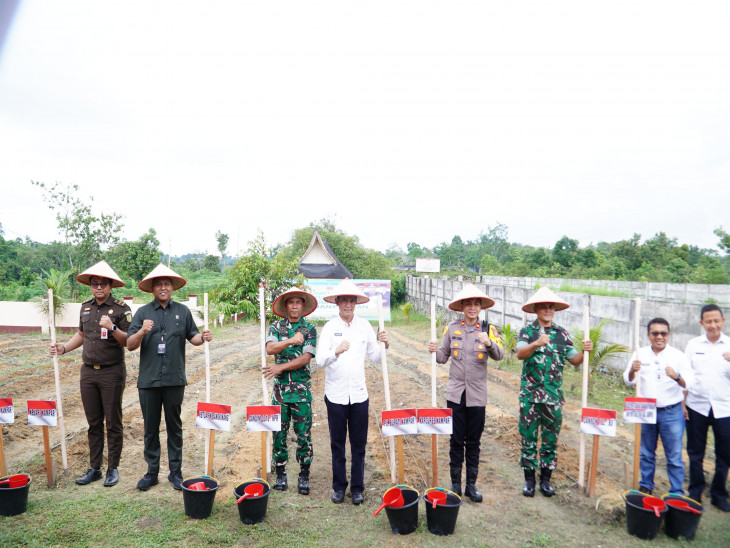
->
xmin=305 ymin=279 xmax=391 ymax=322
xmin=416 ymin=258 xmax=440 ymax=273
xmin=623 ymin=397 xmax=657 ymax=425
xmin=246 ymin=405 xmax=281 ymax=432
xmin=381 ymin=409 xmax=417 ymax=437
xmin=196 ymin=402 xmax=232 ymax=431
xmin=580 ymin=408 xmax=617 ymax=437
xmin=27 ymin=400 xmax=57 ymax=427
xmin=416 ymin=408 xmax=453 ymax=434
xmin=0 ymin=397 xmax=13 ymax=424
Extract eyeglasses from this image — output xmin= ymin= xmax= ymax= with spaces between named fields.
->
xmin=90 ymin=281 xmax=109 ymax=288
xmin=649 ymin=331 xmax=669 ymax=337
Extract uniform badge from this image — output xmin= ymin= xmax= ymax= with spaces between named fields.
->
xmin=108 ymin=309 xmax=114 ymax=314
xmin=454 ymin=330 xmax=462 ymax=335
xmin=176 ymin=315 xmax=179 ymax=320
xmin=84 ymin=307 xmax=91 ymax=311
xmin=124 ymin=311 xmax=132 ymax=322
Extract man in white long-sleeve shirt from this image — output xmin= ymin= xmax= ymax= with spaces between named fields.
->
xmin=623 ymin=318 xmax=692 ymax=496
xmin=685 ymin=304 xmax=730 ymax=511
xmin=316 ymin=279 xmax=388 ymax=506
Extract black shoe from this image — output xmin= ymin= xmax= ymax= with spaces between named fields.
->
xmin=689 ymin=492 xmax=702 ymax=504
xmin=465 ymin=466 xmax=483 ymax=502
xmin=539 ymin=469 xmax=555 ymax=497
xmin=168 ymin=470 xmax=183 ymax=490
xmin=75 ymin=468 xmax=103 ymax=485
xmin=137 ymin=473 xmax=159 ymax=491
xmin=450 ymin=465 xmax=462 ymax=497
xmin=103 ymin=469 xmax=119 ymax=487
xmin=352 ymin=491 xmax=364 ymax=505
xmin=331 ymin=491 xmax=345 ymax=504
xmin=274 ymin=464 xmax=287 ymax=491
xmin=522 ymin=470 xmax=536 ymax=497
xmin=639 ymin=486 xmax=653 ymax=496
xmin=711 ymin=497 xmax=730 ymax=512
xmin=298 ymin=466 xmax=310 ymax=495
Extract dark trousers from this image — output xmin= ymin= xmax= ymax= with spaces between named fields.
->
xmin=324 ymin=395 xmax=369 ymax=494
xmin=138 ymin=386 xmax=185 ymax=474
xmin=686 ymin=406 xmax=730 ymax=501
xmin=447 ymin=391 xmax=486 ymax=469
xmin=79 ymin=364 xmax=126 ymax=469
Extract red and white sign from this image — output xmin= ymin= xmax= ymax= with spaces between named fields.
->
xmin=246 ymin=405 xmax=281 ymax=432
xmin=416 ymin=408 xmax=453 ymax=435
xmin=0 ymin=397 xmax=13 ymax=424
xmin=195 ymin=402 xmax=232 ymax=431
xmin=623 ymin=397 xmax=657 ymax=425
xmin=580 ymin=408 xmax=617 ymax=437
xmin=27 ymin=400 xmax=57 ymax=427
xmin=381 ymin=409 xmax=417 ymax=436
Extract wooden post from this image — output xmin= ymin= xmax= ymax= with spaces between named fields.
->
xmin=578 ymin=305 xmax=590 ymax=491
xmin=48 ymin=289 xmax=68 ymax=475
xmin=204 ymin=293 xmax=211 ymax=474
xmin=206 ymin=429 xmax=215 ymax=477
xmin=259 ymin=284 xmax=270 ymax=481
xmin=0 ymin=427 xmax=6 ymax=477
xmin=430 ymin=297 xmax=438 ymax=487
xmin=588 ymin=435 xmax=600 ymax=497
xmin=397 ymin=435 xmax=404 ymax=484
xmin=42 ymin=425 xmax=54 ymax=487
xmin=377 ymin=299 xmax=396 ymax=483
xmin=632 ymin=298 xmax=642 ymax=490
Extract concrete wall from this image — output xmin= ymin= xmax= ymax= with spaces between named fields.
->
xmin=407 ymin=276 xmax=714 ymax=370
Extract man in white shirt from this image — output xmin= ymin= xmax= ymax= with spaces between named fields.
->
xmin=623 ymin=318 xmax=692 ymax=495
xmin=685 ymin=304 xmax=730 ymax=511
xmin=316 ymin=279 xmax=388 ymax=506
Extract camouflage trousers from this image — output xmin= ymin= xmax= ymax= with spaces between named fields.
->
xmin=272 ymin=400 xmax=313 ymax=467
xmin=519 ymin=400 xmax=563 ymax=471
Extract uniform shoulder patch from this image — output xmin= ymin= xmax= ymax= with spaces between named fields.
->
xmin=489 ymin=325 xmax=504 ymax=349
xmin=442 ymin=326 xmax=449 ymax=337
xmin=114 ymin=298 xmax=125 ymax=306
xmin=124 ymin=311 xmax=132 ymax=322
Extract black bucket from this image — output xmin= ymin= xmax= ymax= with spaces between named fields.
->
xmin=234 ymin=479 xmax=270 ymax=525
xmin=662 ymin=494 xmax=703 ymax=541
xmin=623 ymin=490 xmax=667 ymax=540
xmin=424 ymin=488 xmax=462 ymax=536
xmin=0 ymin=474 xmax=32 ymax=517
xmin=181 ymin=476 xmax=219 ymax=519
xmin=384 ymin=486 xmax=420 ymax=535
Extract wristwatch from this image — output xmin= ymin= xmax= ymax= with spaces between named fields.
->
xmin=675 ymin=373 xmax=681 ymax=383
xmin=111 ymin=324 xmax=117 ymax=333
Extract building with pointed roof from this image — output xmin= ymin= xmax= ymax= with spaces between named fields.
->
xmin=297 ymin=229 xmax=354 ymax=279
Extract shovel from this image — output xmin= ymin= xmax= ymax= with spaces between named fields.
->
xmin=372 ymin=487 xmax=404 ymax=517
xmin=236 ymin=483 xmax=263 ymax=504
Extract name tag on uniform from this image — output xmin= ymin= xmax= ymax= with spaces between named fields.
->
xmin=82 ymin=311 xmax=90 ymax=315
xmin=335 ymin=333 xmax=342 ymax=337
xmin=157 ymin=342 xmax=166 ymax=355
xmin=101 ymin=327 xmax=108 ymax=340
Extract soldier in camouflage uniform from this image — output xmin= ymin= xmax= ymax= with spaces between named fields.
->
xmin=263 ymin=288 xmax=318 ymax=495
xmin=516 ymin=287 xmax=592 ymax=498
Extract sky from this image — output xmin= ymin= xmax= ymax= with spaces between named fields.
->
xmin=1 ymin=0 xmax=729 ymax=259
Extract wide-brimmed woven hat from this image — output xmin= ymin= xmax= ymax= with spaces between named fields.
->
xmin=323 ymin=279 xmax=370 ymax=305
xmin=272 ymin=287 xmax=318 ymax=318
xmin=138 ymin=264 xmax=187 ymax=293
xmin=522 ymin=286 xmax=570 ymax=313
xmin=448 ymin=284 xmax=495 ymax=311
xmin=75 ymin=260 xmax=125 ymax=288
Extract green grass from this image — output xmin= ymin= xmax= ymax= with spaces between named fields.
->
xmin=555 ymin=284 xmax=628 ymax=298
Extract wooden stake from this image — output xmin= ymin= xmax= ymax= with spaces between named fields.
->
xmin=578 ymin=305 xmax=590 ymax=490
xmin=430 ymin=297 xmax=438 ymax=487
xmin=259 ymin=284 xmax=270 ymax=481
xmin=588 ymin=434 xmax=600 ymax=497
xmin=42 ymin=425 xmax=54 ymax=487
xmin=0 ymin=426 xmax=6 ymax=477
xmin=397 ymin=435 xmax=404 ymax=484
xmin=206 ymin=428 xmax=215 ymax=477
xmin=377 ymin=299 xmax=396 ymax=483
xmin=48 ymin=289 xmax=68 ymax=475
xmin=204 ymin=293 xmax=211 ymax=473
xmin=632 ymin=298 xmax=642 ymax=491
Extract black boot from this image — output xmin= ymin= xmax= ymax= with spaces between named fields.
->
xmin=539 ymin=468 xmax=555 ymax=497
xmin=522 ymin=469 xmax=536 ymax=497
xmin=450 ymin=465 xmax=462 ymax=497
xmin=298 ymin=465 xmax=310 ymax=495
xmin=273 ymin=464 xmax=287 ymax=491
xmin=464 ymin=466 xmax=483 ymax=503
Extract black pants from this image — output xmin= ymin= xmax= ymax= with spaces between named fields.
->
xmin=447 ymin=391 xmax=485 ymax=469
xmin=80 ymin=364 xmax=126 ymax=469
xmin=686 ymin=406 xmax=730 ymax=501
xmin=138 ymin=386 xmax=185 ymax=474
xmin=324 ymin=395 xmax=369 ymax=494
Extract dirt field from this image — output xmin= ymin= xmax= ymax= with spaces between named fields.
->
xmin=1 ymin=322 xmax=729 ymax=546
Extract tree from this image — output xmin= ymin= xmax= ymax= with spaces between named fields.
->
xmin=36 ymin=267 xmax=74 ymax=323
xmin=715 ymin=227 xmax=730 ymax=254
xmin=105 ymin=229 xmax=162 ymax=282
xmin=215 ymin=230 xmax=229 ymax=268
xmin=553 ymin=236 xmax=579 ymax=268
xmin=203 ymin=254 xmax=221 ymax=272
xmin=32 ymin=181 xmax=124 ymax=272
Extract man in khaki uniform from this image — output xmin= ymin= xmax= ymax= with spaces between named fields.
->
xmin=50 ymin=260 xmax=131 ymax=487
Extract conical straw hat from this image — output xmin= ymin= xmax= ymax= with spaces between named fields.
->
xmin=76 ymin=260 xmax=125 ymax=288
xmin=272 ymin=287 xmax=318 ymax=318
xmin=323 ymin=279 xmax=369 ymax=304
xmin=138 ymin=264 xmax=187 ymax=293
xmin=448 ymin=284 xmax=495 ymax=311
xmin=521 ymin=286 xmax=569 ymax=313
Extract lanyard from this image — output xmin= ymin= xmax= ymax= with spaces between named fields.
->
xmin=155 ymin=304 xmax=170 ymax=341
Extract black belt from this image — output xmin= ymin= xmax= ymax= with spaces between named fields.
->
xmin=84 ymin=362 xmax=121 ymax=370
xmin=657 ymin=402 xmax=681 ymax=411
